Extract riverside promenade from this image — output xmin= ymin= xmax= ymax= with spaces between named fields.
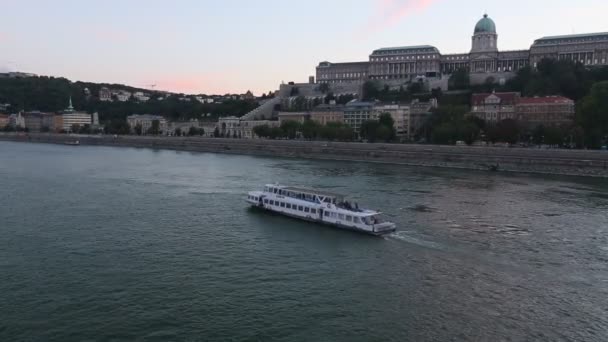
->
xmin=2 ymin=133 xmax=608 ymax=177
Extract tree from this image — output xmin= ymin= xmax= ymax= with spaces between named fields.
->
xmin=134 ymin=124 xmax=143 ymax=136
xmin=253 ymin=124 xmax=271 ymax=138
xmin=232 ymin=130 xmax=238 ymax=138
xmin=448 ymin=68 xmax=470 ymax=90
xmin=213 ymin=126 xmax=220 ymax=138
xmin=408 ymin=81 xmax=423 ymax=94
xmin=188 ymin=126 xmax=198 ymax=136
xmin=360 ymin=120 xmax=380 ymax=142
xmin=362 ymin=81 xmax=380 ymax=101
xmin=319 ymin=83 xmax=330 ymax=94
xmin=378 ymin=113 xmax=397 ymax=142
xmin=269 ymin=127 xmax=283 ymax=139
xmin=149 ymin=119 xmax=160 ymax=135
xmin=577 ymin=81 xmax=608 ymax=148
xmin=495 ymin=119 xmax=520 ymax=144
xmin=302 ymin=119 xmax=321 ymax=140
xmin=280 ymin=120 xmax=301 ymax=139
xmin=71 ymin=124 xmax=80 ymax=133
xmin=293 ymin=96 xmax=308 ymax=112
xmin=175 ymin=127 xmax=182 ymax=136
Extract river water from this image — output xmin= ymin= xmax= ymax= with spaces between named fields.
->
xmin=1 ymin=141 xmax=608 ymax=341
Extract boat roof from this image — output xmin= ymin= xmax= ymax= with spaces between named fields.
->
xmin=266 ymin=184 xmax=343 ymax=199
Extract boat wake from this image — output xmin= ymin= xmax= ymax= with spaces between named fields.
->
xmin=387 ymin=231 xmax=444 ymax=250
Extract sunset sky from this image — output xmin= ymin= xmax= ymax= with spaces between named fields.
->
xmin=1 ymin=0 xmax=607 ymax=95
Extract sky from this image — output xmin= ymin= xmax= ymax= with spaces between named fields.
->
xmin=1 ymin=0 xmax=607 ymax=95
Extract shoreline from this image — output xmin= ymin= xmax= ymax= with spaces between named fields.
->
xmin=1 ymin=133 xmax=608 ymax=178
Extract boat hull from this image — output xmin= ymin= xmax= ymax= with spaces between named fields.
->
xmin=249 ymin=204 xmax=395 ymax=237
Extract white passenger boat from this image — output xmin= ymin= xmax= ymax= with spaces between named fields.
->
xmin=247 ymin=184 xmax=396 ymax=236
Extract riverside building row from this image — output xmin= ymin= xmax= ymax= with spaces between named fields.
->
xmin=471 ymin=92 xmax=575 ymax=127
xmin=316 ymin=14 xmax=608 ymax=86
xmin=2 ymin=98 xmax=99 ymax=132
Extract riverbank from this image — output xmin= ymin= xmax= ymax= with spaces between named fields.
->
xmin=1 ymin=133 xmax=608 ymax=177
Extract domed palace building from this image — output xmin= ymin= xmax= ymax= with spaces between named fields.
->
xmin=316 ymin=14 xmax=608 ymax=87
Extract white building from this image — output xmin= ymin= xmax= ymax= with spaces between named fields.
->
xmin=374 ymin=104 xmax=411 ymax=138
xmin=99 ymin=87 xmax=112 ymax=102
xmin=133 ymin=92 xmax=150 ymax=102
xmin=127 ymin=114 xmax=168 ymax=134
xmin=62 ymin=98 xmax=92 ymax=132
xmin=9 ymin=112 xmax=25 ymax=129
xmin=115 ymin=91 xmax=131 ymax=102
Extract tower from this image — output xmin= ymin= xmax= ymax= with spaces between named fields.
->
xmin=470 ymin=14 xmax=499 ymax=73
xmin=471 ymin=14 xmax=498 ymax=53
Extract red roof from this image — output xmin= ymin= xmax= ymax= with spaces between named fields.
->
xmin=471 ymin=92 xmax=520 ymax=106
xmin=517 ymin=96 xmax=573 ymax=104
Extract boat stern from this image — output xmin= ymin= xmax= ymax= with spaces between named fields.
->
xmin=246 ymin=191 xmax=265 ymax=206
xmin=373 ymin=222 xmax=397 ymax=235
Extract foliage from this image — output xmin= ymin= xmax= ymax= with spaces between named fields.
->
xmin=0 ymin=76 xmax=259 ymax=125
xmin=134 ymin=124 xmax=143 ymax=136
xmin=360 ymin=113 xmax=396 ymax=142
xmin=485 ymin=119 xmax=520 ymax=144
xmin=148 ymin=120 xmax=161 ymax=135
xmin=319 ymin=83 xmax=330 ymax=94
xmin=280 ymin=120 xmax=301 ymax=140
xmin=448 ymin=68 xmax=470 ymax=90
xmin=253 ymin=124 xmax=271 ymax=138
xmin=302 ymin=119 xmax=321 ymax=140
xmin=576 ymin=81 xmax=608 ymax=148
xmin=188 ymin=126 xmax=204 ymax=136
xmin=174 ymin=127 xmax=182 ymax=136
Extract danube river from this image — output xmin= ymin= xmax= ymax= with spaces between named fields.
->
xmin=1 ymin=141 xmax=608 ymax=341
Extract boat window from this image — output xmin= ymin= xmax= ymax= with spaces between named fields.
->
xmin=264 ymin=199 xmax=269 ymax=204
xmin=304 ymin=207 xmax=310 ymax=213
xmin=273 ymin=188 xmax=277 ymax=194
xmin=286 ymin=203 xmax=292 ymax=209
xmin=331 ymin=212 xmax=337 ymax=218
xmin=346 ymin=215 xmax=352 ymax=222
xmin=248 ymin=196 xmax=251 ymax=200
xmin=311 ymin=209 xmax=316 ymax=215
xmin=280 ymin=202 xmax=286 ymax=208
xmin=298 ymin=206 xmax=304 ymax=211
xmin=269 ymin=200 xmax=274 ymax=205
xmin=338 ymin=214 xmax=345 ymax=220
xmin=354 ymin=217 xmax=360 ymax=223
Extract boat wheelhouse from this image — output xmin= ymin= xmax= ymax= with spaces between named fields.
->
xmin=246 ymin=184 xmax=396 ymax=236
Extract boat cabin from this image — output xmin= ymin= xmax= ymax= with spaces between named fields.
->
xmin=264 ymin=185 xmax=343 ymax=205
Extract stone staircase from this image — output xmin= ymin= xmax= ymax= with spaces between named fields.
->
xmin=241 ymin=96 xmax=281 ymax=121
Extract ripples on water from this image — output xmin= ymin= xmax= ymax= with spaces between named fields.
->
xmin=1 ymin=142 xmax=608 ymax=341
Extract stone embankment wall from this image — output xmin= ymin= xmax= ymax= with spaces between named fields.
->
xmin=2 ymin=133 xmax=608 ymax=177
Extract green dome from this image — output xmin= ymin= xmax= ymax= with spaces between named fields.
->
xmin=474 ymin=14 xmax=496 ymax=34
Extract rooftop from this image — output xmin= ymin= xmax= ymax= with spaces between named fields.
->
xmin=518 ymin=96 xmax=573 ymax=104
xmin=127 ymin=114 xmax=166 ymax=120
xmin=372 ymin=45 xmax=438 ymax=54
xmin=535 ymin=32 xmax=608 ymax=42
xmin=278 ymin=185 xmax=343 ymax=199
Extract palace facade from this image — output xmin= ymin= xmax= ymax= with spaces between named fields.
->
xmin=316 ymin=14 xmax=608 ymax=85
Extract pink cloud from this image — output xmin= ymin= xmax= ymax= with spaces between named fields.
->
xmin=0 ymin=32 xmax=7 ymax=42
xmin=153 ymin=70 xmax=238 ymax=95
xmin=363 ymin=0 xmax=440 ymax=35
